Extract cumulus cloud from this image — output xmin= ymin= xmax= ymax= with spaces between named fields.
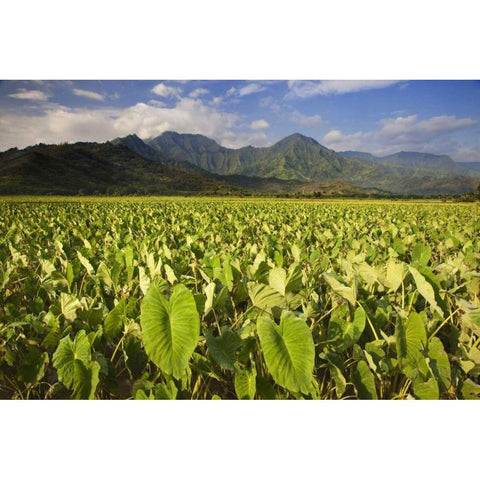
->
xmin=8 ymin=89 xmax=50 ymax=101
xmin=291 ymin=110 xmax=323 ymax=127
xmin=220 ymin=130 xmax=269 ymax=149
xmin=321 ymin=114 xmax=478 ymax=160
xmin=250 ymin=119 xmax=269 ymax=130
xmin=151 ymin=83 xmax=182 ymax=97
xmin=72 ymin=88 xmax=105 ymax=101
xmin=0 ymin=97 xmax=274 ymax=151
xmin=287 ymin=80 xmax=400 ymax=98
xmin=189 ymin=88 xmax=209 ymax=98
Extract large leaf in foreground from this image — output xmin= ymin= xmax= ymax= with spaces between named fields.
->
xmin=53 ymin=330 xmax=91 ymax=389
xmin=257 ymin=311 xmax=314 ymax=394
xmin=140 ymin=283 xmax=199 ymax=379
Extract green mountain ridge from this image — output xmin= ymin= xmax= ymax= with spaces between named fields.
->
xmin=147 ymin=132 xmax=479 ymax=195
xmin=1 ymin=133 xmax=478 ymax=196
xmin=340 ymin=149 xmax=478 ymax=177
xmin=0 ymin=142 xmax=239 ymax=195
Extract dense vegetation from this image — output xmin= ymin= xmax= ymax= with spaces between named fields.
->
xmin=1 ymin=134 xmax=479 ymax=196
xmin=0 ymin=198 xmax=479 ymax=399
xmin=0 ymin=142 xmax=239 ymax=196
xmin=147 ymin=132 xmax=480 ymax=194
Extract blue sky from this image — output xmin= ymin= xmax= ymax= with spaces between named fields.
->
xmin=0 ymin=80 xmax=479 ymax=161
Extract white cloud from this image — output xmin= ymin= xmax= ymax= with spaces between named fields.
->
xmin=0 ymin=97 xmax=274 ymax=151
xmin=151 ymin=83 xmax=182 ymax=97
xmin=220 ymin=131 xmax=269 ymax=149
xmin=238 ymin=83 xmax=266 ymax=96
xmin=189 ymin=88 xmax=209 ymax=98
xmin=291 ymin=110 xmax=323 ymax=127
xmin=321 ymin=114 xmax=478 ymax=160
xmin=226 ymin=83 xmax=266 ymax=98
xmin=250 ymin=119 xmax=269 ymax=130
xmin=72 ymin=88 xmax=105 ymax=101
xmin=287 ymin=80 xmax=400 ymax=98
xmin=8 ymin=89 xmax=50 ymax=101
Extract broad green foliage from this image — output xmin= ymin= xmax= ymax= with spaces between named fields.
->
xmin=206 ymin=326 xmax=242 ymax=371
xmin=352 ymin=360 xmax=378 ymax=399
xmin=52 ymin=330 xmax=99 ymax=399
xmin=257 ymin=311 xmax=314 ymax=394
xmin=234 ymin=367 xmax=257 ymax=400
xmin=0 ymin=198 xmax=479 ymax=399
xmin=140 ymin=283 xmax=200 ymax=379
xmin=104 ymin=299 xmax=126 ymax=341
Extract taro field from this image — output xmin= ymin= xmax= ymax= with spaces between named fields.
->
xmin=0 ymin=197 xmax=479 ymax=399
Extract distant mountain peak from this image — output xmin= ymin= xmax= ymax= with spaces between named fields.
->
xmin=281 ymin=132 xmax=319 ymax=144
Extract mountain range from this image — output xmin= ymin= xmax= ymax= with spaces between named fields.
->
xmin=0 ymin=131 xmax=479 ymax=196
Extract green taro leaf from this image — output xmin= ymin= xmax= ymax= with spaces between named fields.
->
xmin=323 ymin=273 xmax=356 ymax=306
xmin=461 ymin=379 xmax=480 ymax=399
xmin=257 ymin=311 xmax=314 ymax=394
xmin=204 ymin=282 xmax=215 ymax=315
xmin=234 ymin=368 xmax=257 ymax=399
xmin=351 ymin=360 xmax=378 ymax=399
xmin=269 ymin=267 xmax=287 ymax=296
xmin=104 ymin=298 xmax=126 ymax=341
xmin=164 ymin=264 xmax=177 ymax=285
xmin=206 ymin=326 xmax=242 ymax=371
xmin=395 ymin=311 xmax=427 ymax=366
xmin=256 ymin=376 xmax=277 ymax=399
xmin=77 ymin=250 xmax=94 ymax=275
xmin=154 ymin=380 xmax=178 ymax=400
xmin=53 ymin=330 xmax=91 ymax=390
xmin=428 ymin=337 xmax=451 ymax=391
xmin=385 ymin=260 xmax=406 ymax=292
xmin=327 ymin=306 xmax=366 ymax=352
xmin=412 ymin=243 xmax=431 ymax=266
xmin=18 ymin=347 xmax=49 ymax=384
xmin=73 ymin=359 xmax=100 ymax=399
xmin=97 ymin=262 xmax=113 ymax=288
xmin=57 ymin=293 xmax=82 ymax=322
xmin=413 ymin=376 xmax=439 ymax=400
xmin=409 ymin=266 xmax=443 ymax=317
xmin=329 ymin=363 xmax=347 ymax=398
xmin=123 ymin=336 xmax=148 ymax=378
xmin=248 ymin=282 xmax=286 ymax=314
xmin=140 ymin=283 xmax=200 ymax=379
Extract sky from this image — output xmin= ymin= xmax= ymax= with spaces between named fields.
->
xmin=0 ymin=80 xmax=479 ymax=162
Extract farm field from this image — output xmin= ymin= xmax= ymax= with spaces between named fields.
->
xmin=0 ymin=197 xmax=479 ymax=399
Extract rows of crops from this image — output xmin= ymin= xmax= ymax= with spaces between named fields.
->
xmin=0 ymin=198 xmax=479 ymax=399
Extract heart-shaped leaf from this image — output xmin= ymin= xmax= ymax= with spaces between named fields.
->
xmin=140 ymin=283 xmax=199 ymax=379
xmin=257 ymin=311 xmax=314 ymax=394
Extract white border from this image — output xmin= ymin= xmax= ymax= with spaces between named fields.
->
xmin=1 ymin=1 xmax=479 ymax=479
xmin=1 ymin=1 xmax=479 ymax=79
